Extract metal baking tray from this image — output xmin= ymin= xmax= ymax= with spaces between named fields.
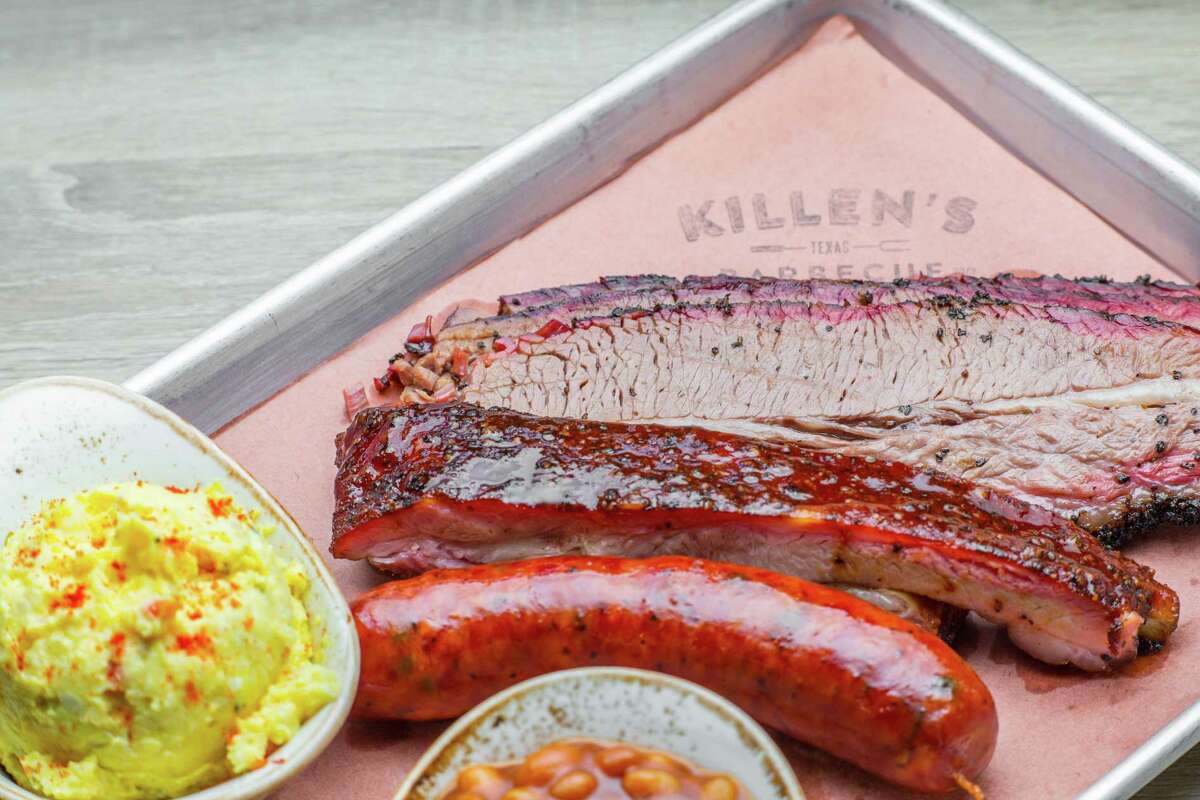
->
xmin=124 ymin=0 xmax=1200 ymax=797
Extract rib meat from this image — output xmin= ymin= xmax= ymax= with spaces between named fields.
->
xmin=332 ymin=402 xmax=1179 ymax=671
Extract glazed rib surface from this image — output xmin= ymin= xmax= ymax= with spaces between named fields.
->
xmin=332 ymin=402 xmax=1178 ymax=671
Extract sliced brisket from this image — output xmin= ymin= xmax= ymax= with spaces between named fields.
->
xmin=497 ymin=274 xmax=676 ymax=314
xmin=459 ymin=298 xmax=1199 ymax=417
xmin=433 ymin=273 xmax=1200 ymax=352
xmin=384 ymin=274 xmax=1200 ymax=541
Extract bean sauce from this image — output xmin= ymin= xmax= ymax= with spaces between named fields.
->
xmin=440 ymin=739 xmax=748 ymax=800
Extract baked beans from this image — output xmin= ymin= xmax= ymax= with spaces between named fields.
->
xmin=441 ymin=739 xmax=748 ymax=800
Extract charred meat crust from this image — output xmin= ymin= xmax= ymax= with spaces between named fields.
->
xmin=449 ymin=272 xmax=1200 ymax=345
xmin=498 ymin=274 xmax=676 ymax=314
xmin=332 ymin=403 xmax=1179 ymax=669
xmin=1093 ymin=496 xmax=1200 ymax=549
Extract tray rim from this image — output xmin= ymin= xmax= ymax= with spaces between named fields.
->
xmin=124 ymin=1 xmax=1200 ymax=798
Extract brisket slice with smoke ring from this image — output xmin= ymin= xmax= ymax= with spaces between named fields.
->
xmin=331 ymin=402 xmax=1179 ymax=672
xmin=388 ymin=276 xmax=1200 ymax=543
xmin=493 ymin=274 xmax=1200 ymax=320
xmin=440 ymin=273 xmax=1200 ymax=351
xmin=498 ymin=274 xmax=679 ymax=314
xmin=458 ymin=298 xmax=1200 ymax=418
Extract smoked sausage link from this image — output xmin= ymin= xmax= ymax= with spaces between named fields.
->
xmin=352 ymin=556 xmax=997 ymax=794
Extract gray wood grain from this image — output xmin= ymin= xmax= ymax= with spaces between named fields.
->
xmin=2 ymin=1 xmax=1199 ymax=796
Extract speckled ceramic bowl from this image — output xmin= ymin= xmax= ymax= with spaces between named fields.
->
xmin=0 ymin=376 xmax=359 ymax=800
xmin=393 ymin=667 xmax=805 ymax=800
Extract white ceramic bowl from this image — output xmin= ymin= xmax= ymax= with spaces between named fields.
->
xmin=393 ymin=667 xmax=805 ymax=800
xmin=0 ymin=376 xmax=359 ymax=800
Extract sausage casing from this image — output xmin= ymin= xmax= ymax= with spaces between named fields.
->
xmin=352 ymin=556 xmax=997 ymax=794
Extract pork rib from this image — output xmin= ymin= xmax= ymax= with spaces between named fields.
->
xmin=332 ymin=402 xmax=1179 ymax=671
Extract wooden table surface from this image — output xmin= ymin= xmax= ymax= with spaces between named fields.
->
xmin=3 ymin=1 xmax=1199 ymax=796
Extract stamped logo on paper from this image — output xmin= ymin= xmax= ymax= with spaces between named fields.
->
xmin=676 ymin=188 xmax=978 ymax=280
